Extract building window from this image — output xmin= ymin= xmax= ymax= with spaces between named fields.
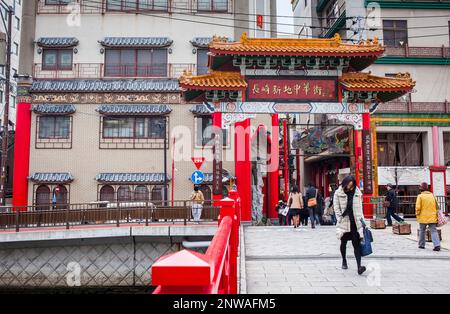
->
xmin=383 ymin=20 xmax=408 ymax=47
xmin=100 ymin=185 xmax=115 ymax=202
xmin=197 ymin=49 xmax=209 ymax=75
xmin=103 ymin=116 xmax=166 ymax=139
xmin=195 ymin=116 xmax=227 ymax=147
xmin=98 ymin=185 xmax=164 ymax=202
xmin=38 ymin=115 xmax=70 ymax=139
xmin=104 ymin=48 xmax=167 ymax=77
xmin=197 ymin=0 xmax=228 ymax=12
xmin=45 ymin=0 xmax=71 ymax=4
xmin=443 ymin=132 xmax=450 ymax=166
xmin=42 ymin=49 xmax=73 ymax=71
xmin=106 ymin=0 xmax=168 ymax=11
xmin=377 ymin=133 xmax=423 ymax=166
xmin=34 ymin=184 xmax=69 ymax=209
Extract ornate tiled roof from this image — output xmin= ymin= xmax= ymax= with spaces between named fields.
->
xmin=29 ymin=173 xmax=74 ymax=183
xmin=190 ymin=36 xmax=229 ymax=48
xmin=36 ymin=37 xmax=79 ymax=48
xmin=32 ymin=104 xmax=76 ymax=115
xmin=209 ymin=33 xmax=384 ymax=56
xmin=98 ymin=37 xmax=173 ymax=48
xmin=96 ymin=173 xmax=170 ymax=184
xmin=190 ymin=103 xmax=214 ymax=115
xmin=31 ymin=79 xmax=180 ymax=92
xmin=96 ymin=104 xmax=172 ymax=115
xmin=340 ymin=72 xmax=416 ymax=91
xmin=179 ymin=71 xmax=247 ymax=90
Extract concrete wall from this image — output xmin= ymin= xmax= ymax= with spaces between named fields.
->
xmin=0 ymin=225 xmax=216 ymax=288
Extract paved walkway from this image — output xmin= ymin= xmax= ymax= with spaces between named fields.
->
xmin=242 ymin=223 xmax=450 ymax=294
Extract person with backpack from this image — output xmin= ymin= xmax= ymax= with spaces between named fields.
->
xmin=416 ymin=182 xmax=441 ymax=251
xmin=305 ymin=183 xmax=319 ymax=229
xmin=190 ymin=186 xmax=205 ymax=223
xmin=384 ymin=183 xmax=405 ymax=226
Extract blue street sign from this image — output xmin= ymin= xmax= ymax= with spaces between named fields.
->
xmin=191 ymin=171 xmax=205 ymax=185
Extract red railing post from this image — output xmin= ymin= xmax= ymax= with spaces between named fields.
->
xmin=152 ymin=195 xmax=240 ymax=294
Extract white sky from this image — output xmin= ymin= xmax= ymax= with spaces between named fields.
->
xmin=277 ymin=0 xmax=295 ymax=36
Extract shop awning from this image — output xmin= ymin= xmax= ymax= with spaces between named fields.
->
xmin=29 ymin=173 xmax=74 ymax=184
xmin=96 ymin=173 xmax=170 ymax=184
xmin=36 ymin=37 xmax=79 ymax=48
xmin=98 ymin=37 xmax=173 ymax=48
xmin=32 ymin=104 xmax=76 ymax=115
xmin=96 ymin=104 xmax=172 ymax=115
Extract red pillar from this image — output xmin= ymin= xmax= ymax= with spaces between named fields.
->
xmin=268 ymin=114 xmax=279 ymax=219
xmin=353 ymin=129 xmax=360 ymax=186
xmin=362 ymin=113 xmax=373 ymax=218
xmin=12 ymin=80 xmax=32 ymax=209
xmin=283 ymin=119 xmax=289 ymax=201
xmin=235 ymin=118 xmax=251 ymax=221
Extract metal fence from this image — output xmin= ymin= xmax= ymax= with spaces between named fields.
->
xmin=364 ymin=196 xmax=449 ymax=218
xmin=0 ymin=200 xmax=220 ymax=232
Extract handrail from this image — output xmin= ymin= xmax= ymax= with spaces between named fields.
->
xmin=152 ymin=191 xmax=241 ymax=294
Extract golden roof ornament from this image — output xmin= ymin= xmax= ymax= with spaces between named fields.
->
xmin=240 ymin=32 xmax=248 ymax=44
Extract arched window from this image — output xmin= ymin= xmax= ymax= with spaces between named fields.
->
xmin=117 ymin=186 xmax=132 ymax=202
xmin=151 ymin=186 xmax=163 ymax=202
xmin=53 ymin=185 xmax=68 ymax=209
xmin=135 ymin=185 xmax=149 ymax=201
xmin=199 ymin=185 xmax=212 ymax=205
xmin=35 ymin=185 xmax=51 ymax=210
xmin=100 ymin=185 xmax=115 ymax=202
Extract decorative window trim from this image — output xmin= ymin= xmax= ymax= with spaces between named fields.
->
xmin=35 ymin=115 xmax=73 ymax=149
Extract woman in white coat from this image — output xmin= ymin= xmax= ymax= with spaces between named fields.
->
xmin=333 ymin=175 xmax=367 ymax=275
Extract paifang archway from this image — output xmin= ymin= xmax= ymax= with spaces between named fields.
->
xmin=179 ymin=33 xmax=415 ymax=221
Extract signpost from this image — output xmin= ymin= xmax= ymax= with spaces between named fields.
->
xmin=191 ymin=157 xmax=205 ymax=170
xmin=191 ymin=171 xmax=205 ymax=185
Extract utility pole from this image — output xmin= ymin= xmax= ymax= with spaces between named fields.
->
xmin=0 ymin=2 xmax=13 ymax=205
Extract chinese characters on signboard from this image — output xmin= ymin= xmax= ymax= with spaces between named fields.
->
xmin=247 ymin=78 xmax=338 ymax=102
xmin=213 ymin=130 xmax=223 ymax=195
xmin=362 ymin=130 xmax=373 ymax=195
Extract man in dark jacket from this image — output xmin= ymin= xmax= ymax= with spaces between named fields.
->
xmin=305 ymin=183 xmax=318 ymax=228
xmin=385 ymin=183 xmax=405 ymax=226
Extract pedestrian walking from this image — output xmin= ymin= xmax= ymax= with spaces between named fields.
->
xmin=300 ymin=194 xmax=309 ymax=226
xmin=305 ymin=183 xmax=319 ymax=228
xmin=334 ymin=175 xmax=367 ymax=275
xmin=384 ymin=183 xmax=404 ymax=226
xmin=288 ymin=186 xmax=304 ymax=228
xmin=276 ymin=200 xmax=287 ymax=226
xmin=416 ymin=182 xmax=441 ymax=251
xmin=190 ymin=186 xmax=205 ymax=223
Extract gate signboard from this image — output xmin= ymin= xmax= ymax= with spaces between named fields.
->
xmin=246 ymin=78 xmax=338 ymax=102
xmin=362 ymin=129 xmax=373 ymax=195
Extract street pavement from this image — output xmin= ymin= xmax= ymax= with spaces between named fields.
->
xmin=243 ymin=222 xmax=450 ymax=294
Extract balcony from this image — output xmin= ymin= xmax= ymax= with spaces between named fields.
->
xmin=384 ymin=45 xmax=450 ymax=58
xmin=319 ymin=1 xmax=346 ymax=38
xmin=33 ymin=63 xmax=196 ymax=80
xmin=376 ymin=101 xmax=450 ymax=113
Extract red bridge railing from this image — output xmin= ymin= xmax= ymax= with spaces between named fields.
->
xmin=152 ymin=191 xmax=241 ymax=294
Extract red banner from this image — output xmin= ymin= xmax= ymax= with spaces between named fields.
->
xmin=247 ymin=78 xmax=337 ymax=102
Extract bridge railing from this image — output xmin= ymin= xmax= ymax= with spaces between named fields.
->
xmin=0 ymin=200 xmax=220 ymax=232
xmin=152 ymin=190 xmax=241 ymax=294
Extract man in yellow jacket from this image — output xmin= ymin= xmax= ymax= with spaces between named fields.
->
xmin=416 ymin=182 xmax=441 ymax=251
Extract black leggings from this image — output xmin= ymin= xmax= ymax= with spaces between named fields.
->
xmin=340 ymin=232 xmax=362 ymax=268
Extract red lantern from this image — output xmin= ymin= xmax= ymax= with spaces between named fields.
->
xmin=256 ymin=15 xmax=263 ymax=29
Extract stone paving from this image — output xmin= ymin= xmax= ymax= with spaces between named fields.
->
xmin=243 ymin=224 xmax=450 ymax=294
